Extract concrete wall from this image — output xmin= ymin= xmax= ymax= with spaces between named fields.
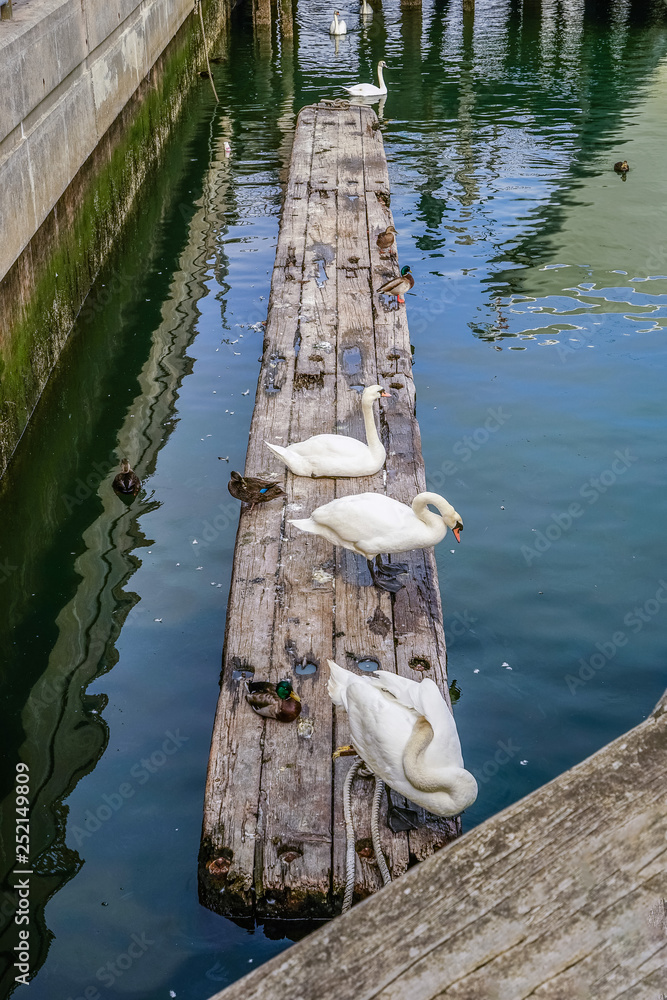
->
xmin=0 ymin=0 xmax=195 ymax=280
xmin=0 ymin=0 xmax=232 ymax=477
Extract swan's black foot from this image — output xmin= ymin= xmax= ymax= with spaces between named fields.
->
xmin=367 ymin=559 xmax=406 ymax=593
xmin=375 ymin=555 xmax=409 ymax=577
xmin=374 ymin=574 xmax=405 ymax=594
xmin=386 ymin=789 xmax=419 ymax=831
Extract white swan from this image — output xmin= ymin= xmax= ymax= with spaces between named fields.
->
xmin=328 ymin=660 xmax=478 ymax=816
xmin=344 ymin=60 xmax=387 ymax=98
xmin=360 ymin=0 xmax=373 ymax=14
xmin=330 ymin=10 xmax=347 ymax=34
xmin=265 ymin=385 xmax=389 ymax=478
xmin=290 ymin=491 xmax=463 ymax=591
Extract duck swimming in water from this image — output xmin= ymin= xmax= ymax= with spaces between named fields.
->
xmin=112 ymin=459 xmax=141 ymax=496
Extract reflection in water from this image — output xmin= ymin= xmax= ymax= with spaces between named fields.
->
xmin=0 ymin=97 xmax=235 ymax=994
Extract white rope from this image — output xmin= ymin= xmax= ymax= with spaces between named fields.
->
xmin=194 ymin=0 xmax=220 ymax=103
xmin=342 ymin=758 xmax=362 ymax=913
xmin=341 ymin=758 xmax=391 ymax=913
xmin=370 ymin=776 xmax=391 ymax=886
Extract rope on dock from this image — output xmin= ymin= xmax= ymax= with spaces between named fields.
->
xmin=194 ymin=0 xmax=220 ymax=103
xmin=342 ymin=758 xmax=391 ymax=914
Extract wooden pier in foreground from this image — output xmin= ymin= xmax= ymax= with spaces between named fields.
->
xmin=207 ymin=691 xmax=667 ymax=998
xmin=199 ymin=102 xmax=460 ymax=922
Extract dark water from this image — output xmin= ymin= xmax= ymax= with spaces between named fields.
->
xmin=1 ymin=0 xmax=666 ymax=996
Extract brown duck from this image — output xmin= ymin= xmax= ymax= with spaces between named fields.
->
xmin=112 ymin=459 xmax=141 ymax=496
xmin=378 ymin=265 xmax=414 ymax=304
xmin=376 ymin=226 xmax=397 ymax=254
xmin=614 ymin=160 xmax=629 ymax=174
xmin=245 ymin=679 xmax=301 ymax=722
xmin=227 ymin=471 xmax=285 ymax=511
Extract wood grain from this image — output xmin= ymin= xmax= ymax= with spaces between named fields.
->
xmin=207 ymin=691 xmax=667 ymax=999
xmin=200 ymin=104 xmax=461 ymax=921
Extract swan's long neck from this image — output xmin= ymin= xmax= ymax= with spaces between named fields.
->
xmin=403 ymin=719 xmax=474 ymax=813
xmin=377 ymin=63 xmax=385 ymax=90
xmin=411 ymin=492 xmax=453 ymax=530
xmin=361 ymin=397 xmax=384 ymax=457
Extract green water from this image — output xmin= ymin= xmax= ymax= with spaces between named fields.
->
xmin=1 ymin=0 xmax=666 ymax=996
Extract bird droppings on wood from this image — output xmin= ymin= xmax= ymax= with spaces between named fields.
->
xmin=200 ymin=104 xmax=460 ymax=924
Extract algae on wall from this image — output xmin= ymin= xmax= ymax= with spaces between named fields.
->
xmin=0 ymin=0 xmax=232 ymax=479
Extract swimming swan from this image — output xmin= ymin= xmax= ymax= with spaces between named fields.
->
xmin=327 ymin=660 xmax=478 ymax=816
xmin=360 ymin=0 xmax=373 ymax=13
xmin=330 ymin=10 xmax=347 ymax=34
xmin=290 ymin=490 xmax=463 ymax=591
xmin=344 ymin=60 xmax=388 ymax=98
xmin=265 ymin=385 xmax=390 ymax=477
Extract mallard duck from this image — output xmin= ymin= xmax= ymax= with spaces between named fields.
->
xmin=327 ymin=661 xmax=478 ymax=816
xmin=245 ymin=679 xmax=302 ymax=722
xmin=376 ymin=226 xmax=397 ymax=254
xmin=265 ymin=384 xmax=390 ymax=478
xmin=614 ymin=160 xmax=629 ymax=173
xmin=344 ymin=60 xmax=387 ymax=98
xmin=290 ymin=491 xmax=462 ymax=592
xmin=378 ymin=265 xmax=414 ymax=304
xmin=329 ymin=10 xmax=347 ymax=34
xmin=112 ymin=459 xmax=141 ymax=496
xmin=227 ymin=471 xmax=285 ymax=511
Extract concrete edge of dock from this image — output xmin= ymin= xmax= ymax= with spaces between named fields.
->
xmin=0 ymin=0 xmax=234 ymax=478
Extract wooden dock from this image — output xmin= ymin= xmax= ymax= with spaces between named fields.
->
xmin=206 ymin=690 xmax=667 ymax=998
xmin=199 ymin=102 xmax=461 ymax=922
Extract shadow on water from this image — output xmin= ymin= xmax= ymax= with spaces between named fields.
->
xmin=0 ymin=80 xmax=235 ymax=992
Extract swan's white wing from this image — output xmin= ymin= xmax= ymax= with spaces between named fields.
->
xmin=368 ymin=671 xmax=464 ymax=767
xmin=310 ymin=493 xmax=413 ymax=551
xmin=344 ymin=84 xmax=380 ymax=96
xmin=344 ymin=681 xmax=415 ymax=784
xmin=289 ymin=435 xmax=370 ymax=460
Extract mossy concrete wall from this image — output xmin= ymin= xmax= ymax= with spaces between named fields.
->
xmin=0 ymin=0 xmax=233 ymax=477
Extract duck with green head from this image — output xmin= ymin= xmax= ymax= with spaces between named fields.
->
xmin=378 ymin=265 xmax=414 ymax=304
xmin=245 ymin=679 xmax=302 ymax=723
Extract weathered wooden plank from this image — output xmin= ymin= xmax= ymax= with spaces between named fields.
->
xmin=256 ymin=119 xmax=340 ymax=914
xmin=208 ymin=692 xmax=667 ymax=1000
xmin=363 ymin=123 xmax=460 ymax=854
xmin=331 ymin=110 xmax=410 ymax=899
xmin=201 ymin=103 xmax=461 ymax=921
xmin=199 ymin=112 xmax=314 ymax=918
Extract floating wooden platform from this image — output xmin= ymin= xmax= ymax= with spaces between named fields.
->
xmin=207 ymin=691 xmax=667 ymax=998
xmin=199 ymin=102 xmax=460 ymax=923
